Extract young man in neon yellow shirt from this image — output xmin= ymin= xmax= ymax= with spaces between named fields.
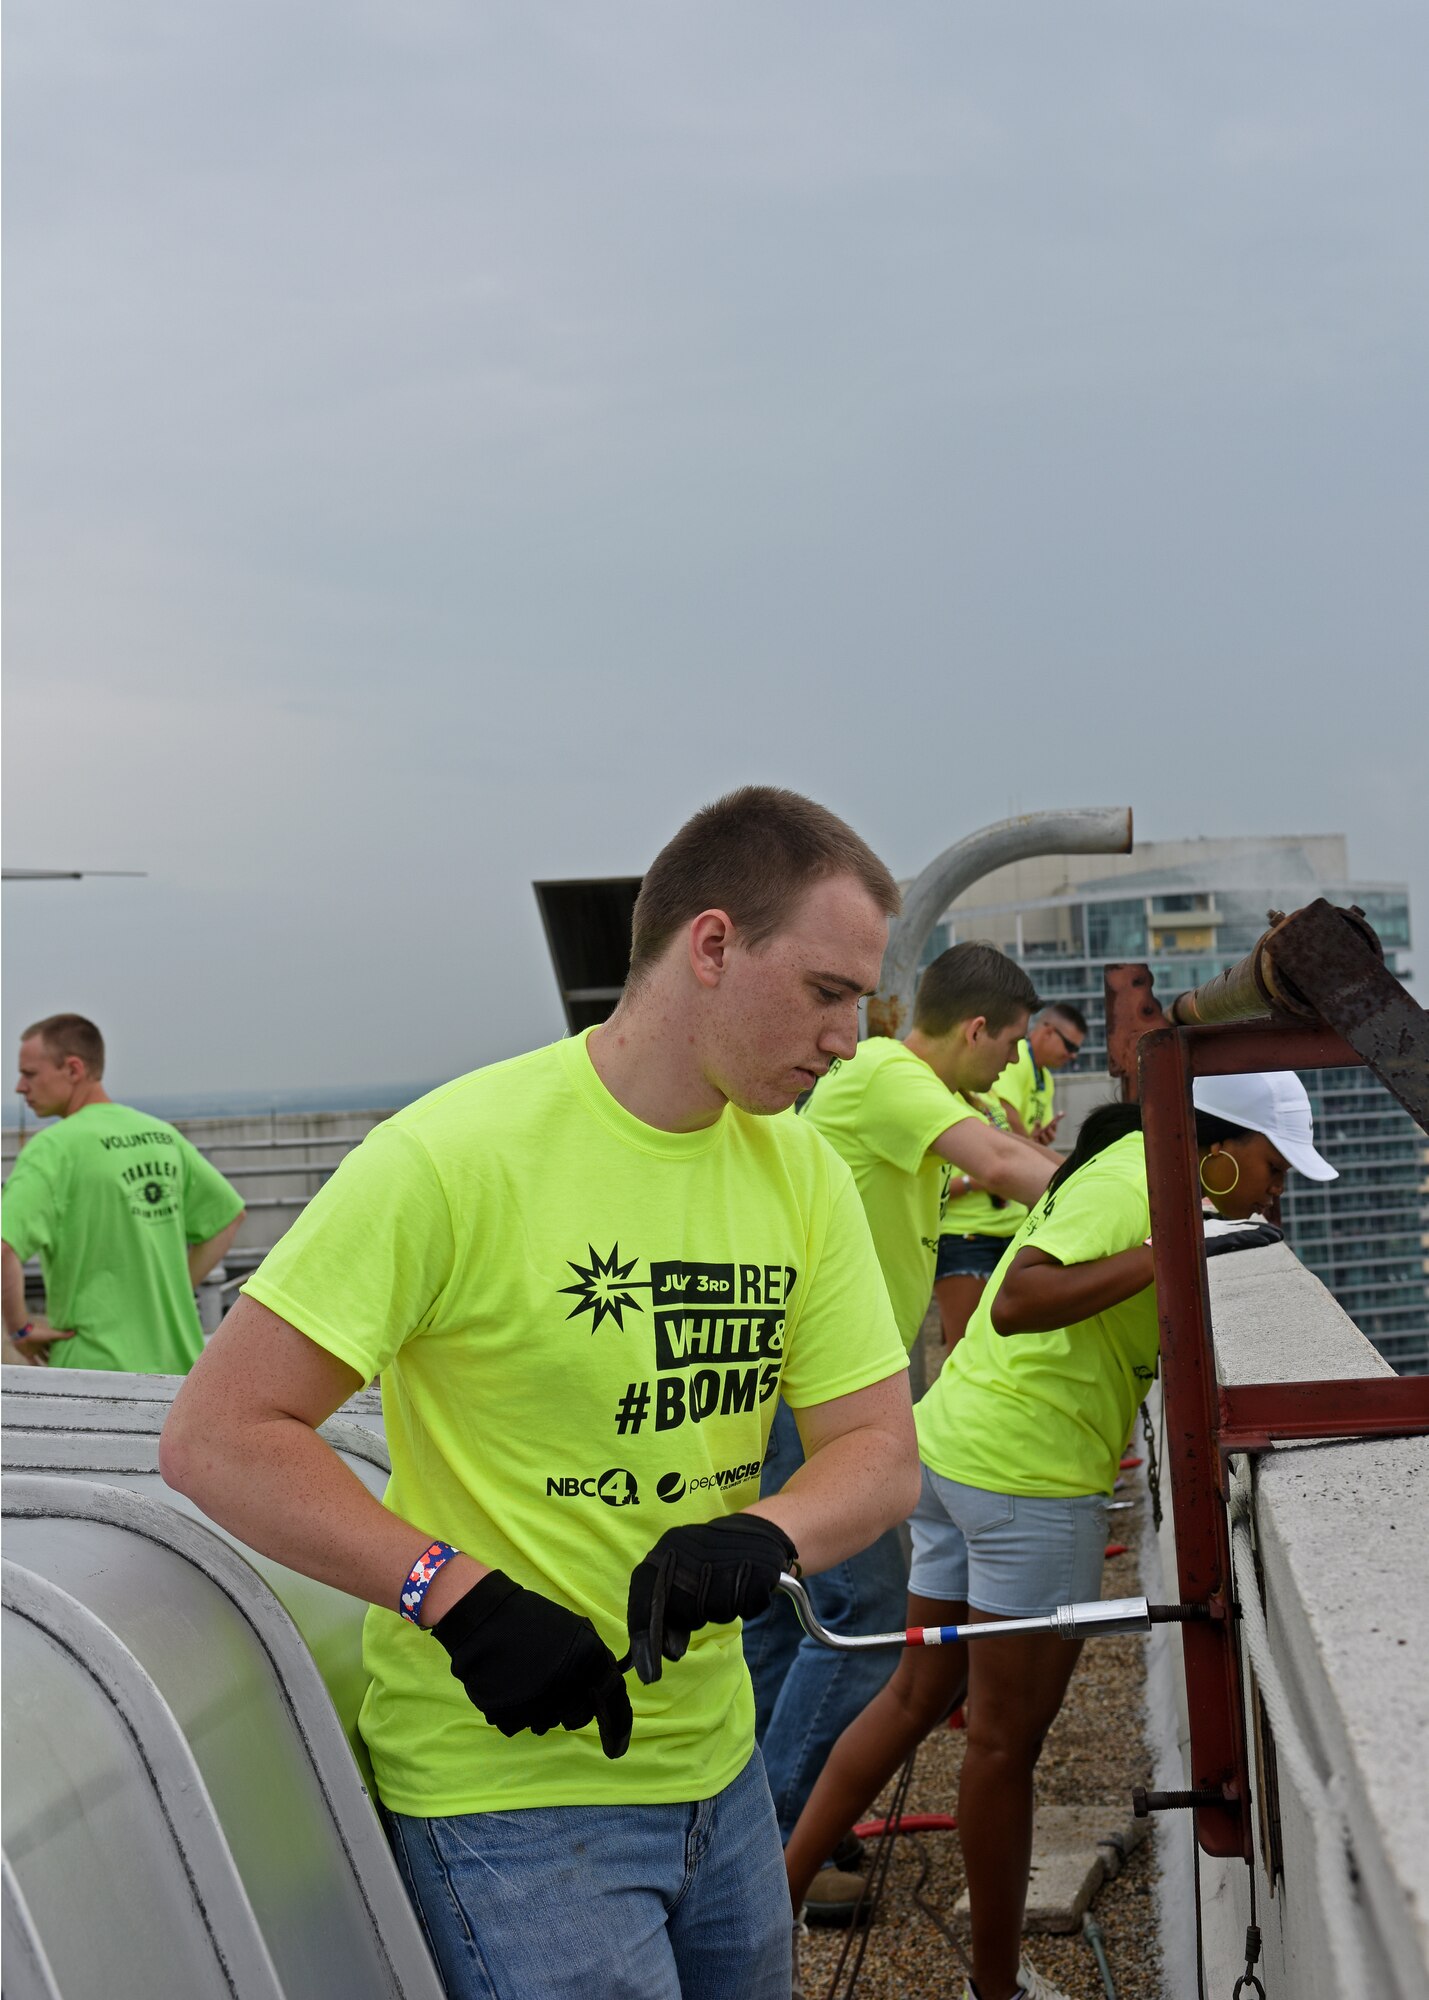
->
xmin=934 ymin=1003 xmax=1087 ymax=1349
xmin=162 ymin=787 xmax=920 ymax=2000
xmin=744 ymin=944 xmax=1061 ymax=1918
xmin=2 ymin=1014 xmax=245 ymax=1372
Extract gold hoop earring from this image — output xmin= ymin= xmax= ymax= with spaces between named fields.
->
xmin=1199 ymin=1151 xmax=1240 ymax=1197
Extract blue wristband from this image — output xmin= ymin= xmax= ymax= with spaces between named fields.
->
xmin=400 ymin=1541 xmax=459 ymax=1626
xmin=12 ymin=1323 xmax=35 ymax=1342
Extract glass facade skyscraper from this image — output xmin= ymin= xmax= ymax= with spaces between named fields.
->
xmin=920 ymin=835 xmax=1427 ymax=1375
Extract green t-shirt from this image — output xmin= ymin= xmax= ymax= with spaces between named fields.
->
xmin=242 ymin=1030 xmax=906 ymax=1817
xmin=800 ymin=1037 xmax=977 ymax=1349
xmin=1 ymin=1105 xmax=244 ymax=1374
xmin=916 ymin=1132 xmax=1157 ymax=1498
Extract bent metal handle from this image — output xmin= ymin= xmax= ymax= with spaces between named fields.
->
xmin=776 ymin=1572 xmax=1156 ymax=1647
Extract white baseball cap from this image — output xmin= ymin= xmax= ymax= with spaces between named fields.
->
xmin=1191 ymin=1071 xmax=1337 ymax=1181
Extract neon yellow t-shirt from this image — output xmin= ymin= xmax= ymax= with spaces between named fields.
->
xmin=940 ymin=1041 xmax=1057 ymax=1243
xmin=939 ymin=1089 xmax=1025 ymax=1241
xmin=0 ymin=1105 xmax=244 ymax=1374
xmin=997 ymin=1039 xmax=1055 ymax=1137
xmin=800 ymin=1037 xmax=977 ymax=1349
xmin=243 ymin=1030 xmax=906 ymax=1816
xmin=916 ymin=1132 xmax=1157 ymax=1498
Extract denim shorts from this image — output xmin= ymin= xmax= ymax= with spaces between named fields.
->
xmin=935 ymin=1232 xmax=1012 ymax=1282
xmin=907 ymin=1463 xmax=1108 ymax=1617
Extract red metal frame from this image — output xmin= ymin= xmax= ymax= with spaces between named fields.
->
xmin=1138 ymin=1015 xmax=1429 ymax=1859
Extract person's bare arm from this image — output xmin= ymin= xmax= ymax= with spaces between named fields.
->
xmin=3 ymin=1240 xmax=32 ymax=1334
xmin=160 ymin=1293 xmax=488 ymax=1626
xmin=188 ymin=1212 xmax=245 ymax=1287
xmin=745 ymin=1372 xmax=919 ymax=1576
xmin=997 ymin=1095 xmax=1030 ymax=1137
xmin=1 ymin=1240 xmax=75 ymax=1364
xmin=990 ymin=1243 xmax=1155 ymax=1335
xmin=931 ymin=1120 xmax=1062 ymax=1208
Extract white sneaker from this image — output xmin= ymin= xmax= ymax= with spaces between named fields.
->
xmin=791 ymin=1912 xmax=809 ymax=2000
xmin=960 ymin=1963 xmax=1072 ymax=2000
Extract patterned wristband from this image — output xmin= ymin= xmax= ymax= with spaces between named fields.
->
xmin=399 ymin=1541 xmax=459 ymax=1626
xmin=12 ymin=1324 xmax=35 ymax=1341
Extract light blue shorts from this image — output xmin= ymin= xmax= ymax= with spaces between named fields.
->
xmin=907 ymin=1463 xmax=1108 ymax=1619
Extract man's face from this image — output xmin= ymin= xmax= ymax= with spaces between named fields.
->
xmin=701 ymin=874 xmax=890 ymax=1115
xmin=964 ymin=1011 xmax=1029 ymax=1093
xmin=1030 ymin=1013 xmax=1085 ymax=1071
xmin=15 ymin=1036 xmax=81 ymax=1118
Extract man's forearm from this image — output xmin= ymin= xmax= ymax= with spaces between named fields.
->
xmin=159 ymin=1407 xmax=488 ymax=1626
xmin=973 ymin=1135 xmax=1059 ymax=1207
xmin=747 ymin=1419 xmax=919 ymax=1576
xmin=2 ymin=1242 xmax=31 ymax=1335
xmin=188 ymin=1214 xmax=244 ymax=1288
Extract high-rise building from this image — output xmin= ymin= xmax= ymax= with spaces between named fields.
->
xmin=919 ymin=834 xmax=1428 ymax=1375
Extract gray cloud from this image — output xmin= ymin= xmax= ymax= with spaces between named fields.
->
xmin=5 ymin=1 xmax=1426 ymax=1097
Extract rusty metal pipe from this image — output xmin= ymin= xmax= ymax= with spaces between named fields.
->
xmin=868 ymin=807 xmax=1133 ymax=1040
xmin=1166 ymin=903 xmax=1383 ymax=1028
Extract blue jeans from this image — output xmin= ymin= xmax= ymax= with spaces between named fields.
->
xmin=383 ymin=1751 xmax=791 ymax=2000
xmin=742 ymin=1400 xmax=908 ymax=1843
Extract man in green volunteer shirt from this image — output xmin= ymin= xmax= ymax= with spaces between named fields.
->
xmin=2 ymin=1014 xmax=245 ymax=1373
xmin=161 ymin=787 xmax=921 ymax=2000
xmin=745 ymin=943 xmax=1061 ymax=1918
xmin=935 ymin=1002 xmax=1086 ymax=1349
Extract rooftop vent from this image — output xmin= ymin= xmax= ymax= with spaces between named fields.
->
xmin=533 ymin=877 xmax=641 ymax=1033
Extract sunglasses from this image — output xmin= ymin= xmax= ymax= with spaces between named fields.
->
xmin=1049 ymin=1026 xmax=1083 ymax=1058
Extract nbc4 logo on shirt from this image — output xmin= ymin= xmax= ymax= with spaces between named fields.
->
xmin=544 ymin=1468 xmax=640 ymax=1507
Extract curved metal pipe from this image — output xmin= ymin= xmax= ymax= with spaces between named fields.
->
xmin=868 ymin=808 xmax=1133 ymax=1039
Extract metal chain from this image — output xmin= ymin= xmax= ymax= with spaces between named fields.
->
xmin=1231 ymin=1923 xmax=1265 ymax=1999
xmin=1140 ymin=1395 xmax=1164 ymax=1532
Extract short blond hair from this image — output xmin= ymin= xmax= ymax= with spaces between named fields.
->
xmin=23 ymin=1013 xmax=105 ymax=1078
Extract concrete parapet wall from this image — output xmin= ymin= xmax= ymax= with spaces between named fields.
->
xmin=1146 ymin=1240 xmax=1429 ymax=1998
xmin=171 ymin=1109 xmax=395 ymax=1255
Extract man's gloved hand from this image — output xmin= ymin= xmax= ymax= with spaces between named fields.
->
xmin=626 ymin=1513 xmax=798 ymax=1685
xmin=433 ymin=1571 xmax=633 ymax=1760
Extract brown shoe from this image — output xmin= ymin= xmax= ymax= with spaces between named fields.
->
xmin=802 ymin=1863 xmax=872 ymax=1928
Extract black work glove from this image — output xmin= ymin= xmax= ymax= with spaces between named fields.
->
xmin=626 ymin=1513 xmax=798 ymax=1685
xmin=433 ymin=1570 xmax=633 ymax=1760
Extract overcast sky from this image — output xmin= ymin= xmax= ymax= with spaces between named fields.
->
xmin=5 ymin=2 xmax=1426 ymax=1103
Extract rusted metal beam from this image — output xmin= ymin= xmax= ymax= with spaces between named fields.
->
xmin=1164 ymin=900 xmax=1384 ymax=1029
xmin=1104 ymin=963 xmax=1170 ymax=1099
xmin=1261 ymin=898 xmax=1429 ymax=1133
xmin=1138 ymin=1008 xmax=1429 ymax=1865
xmin=1138 ymin=1027 xmax=1251 ymax=1860
xmin=1217 ymin=1378 xmax=1429 ymax=1455
xmin=1177 ymin=1018 xmax=1360 ymax=1075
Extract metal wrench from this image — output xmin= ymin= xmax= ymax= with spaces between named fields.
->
xmin=776 ymin=1572 xmax=1203 ymax=1648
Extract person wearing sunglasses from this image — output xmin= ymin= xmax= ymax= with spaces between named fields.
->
xmin=934 ymin=1005 xmax=1088 ymax=1350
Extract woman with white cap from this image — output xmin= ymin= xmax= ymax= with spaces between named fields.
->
xmin=784 ymin=1072 xmax=1335 ymax=2000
